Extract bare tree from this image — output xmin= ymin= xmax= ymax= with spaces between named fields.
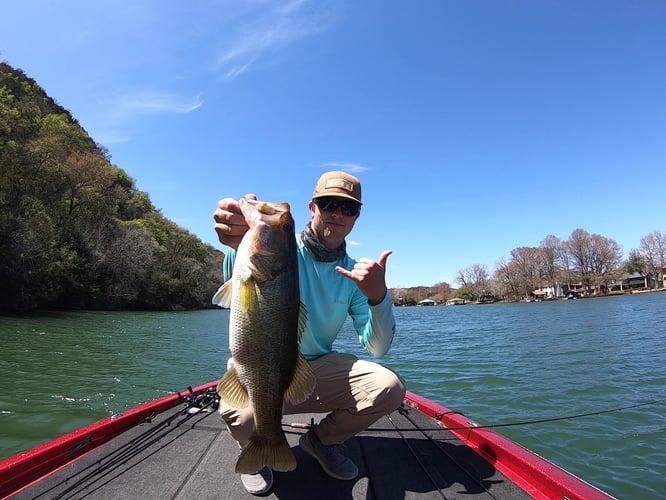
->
xmin=566 ymin=229 xmax=594 ymax=293
xmin=589 ymin=233 xmax=623 ymax=292
xmin=557 ymin=237 xmax=575 ymax=288
xmin=640 ymin=230 xmax=666 ymax=288
xmin=101 ymin=222 xmax=156 ymax=303
xmin=508 ymin=247 xmax=543 ymax=298
xmin=566 ymin=228 xmax=622 ymax=294
xmin=540 ymin=235 xmax=562 ymax=295
xmin=494 ymin=257 xmax=521 ymax=301
xmin=456 ymin=264 xmax=489 ymax=297
xmin=434 ymin=281 xmax=452 ymax=302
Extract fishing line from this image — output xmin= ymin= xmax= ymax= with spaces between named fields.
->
xmin=438 ymin=397 xmax=666 ymax=432
xmin=385 ymin=412 xmax=450 ymax=499
xmin=395 ymin=410 xmax=505 ymax=499
xmin=286 ymin=397 xmax=666 ymax=433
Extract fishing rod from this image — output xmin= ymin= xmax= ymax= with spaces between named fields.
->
xmin=385 ymin=412 xmax=451 ymax=499
xmin=38 ymin=387 xmax=220 ymax=499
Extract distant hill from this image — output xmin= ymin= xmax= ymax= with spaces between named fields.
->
xmin=0 ymin=62 xmax=224 ymax=311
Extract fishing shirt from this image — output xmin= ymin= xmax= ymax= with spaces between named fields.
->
xmin=221 ymin=235 xmax=396 ymax=361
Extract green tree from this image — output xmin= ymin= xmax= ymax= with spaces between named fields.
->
xmin=0 ymin=61 xmax=224 ymax=312
xmin=625 ymin=250 xmax=645 ymax=273
xmin=453 ymin=287 xmax=477 ymax=302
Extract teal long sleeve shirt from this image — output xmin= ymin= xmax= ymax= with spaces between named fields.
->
xmin=222 ymin=235 xmax=396 ymax=361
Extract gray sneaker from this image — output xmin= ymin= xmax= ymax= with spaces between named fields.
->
xmin=299 ymin=428 xmax=359 ymax=480
xmin=240 ymin=467 xmax=273 ymax=495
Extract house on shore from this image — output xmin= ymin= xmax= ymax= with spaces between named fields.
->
xmin=607 ymin=272 xmax=657 ymax=293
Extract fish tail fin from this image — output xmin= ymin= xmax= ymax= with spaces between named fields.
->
xmin=235 ymin=433 xmax=296 ymax=473
xmin=284 ymin=352 xmax=316 ymax=405
xmin=216 ymin=365 xmax=249 ymax=408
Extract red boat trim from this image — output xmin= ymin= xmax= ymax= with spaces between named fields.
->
xmin=0 ymin=384 xmax=615 ymax=499
xmin=404 ymin=391 xmax=614 ymax=500
xmin=0 ymin=381 xmax=218 ymax=499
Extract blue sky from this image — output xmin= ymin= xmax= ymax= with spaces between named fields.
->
xmin=2 ymin=1 xmax=665 ymax=288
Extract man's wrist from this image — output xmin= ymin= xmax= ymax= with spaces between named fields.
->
xmin=368 ymin=289 xmax=387 ymax=306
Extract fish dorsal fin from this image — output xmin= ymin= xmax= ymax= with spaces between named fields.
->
xmin=211 ymin=280 xmax=233 ymax=308
xmin=284 ymin=352 xmax=316 ymax=405
xmin=216 ymin=364 xmax=249 ymax=408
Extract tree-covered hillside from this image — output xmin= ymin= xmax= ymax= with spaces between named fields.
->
xmin=0 ymin=62 xmax=224 ymax=311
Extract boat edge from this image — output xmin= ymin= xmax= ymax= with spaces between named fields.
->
xmin=0 ymin=384 xmax=616 ymax=500
xmin=404 ymin=391 xmax=616 ymax=500
xmin=0 ymin=381 xmax=218 ymax=499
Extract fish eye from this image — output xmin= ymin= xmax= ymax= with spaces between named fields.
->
xmin=283 ymin=223 xmax=293 ymax=233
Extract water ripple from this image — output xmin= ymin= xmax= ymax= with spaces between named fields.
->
xmin=1 ymin=295 xmax=665 ymax=498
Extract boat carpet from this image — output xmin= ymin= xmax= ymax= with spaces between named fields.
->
xmin=12 ymin=403 xmax=531 ymax=499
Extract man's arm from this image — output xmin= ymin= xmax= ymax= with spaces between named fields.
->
xmin=337 ymin=249 xmax=395 ymax=356
xmin=222 ymin=248 xmax=236 ymax=282
xmin=350 ymin=288 xmax=396 ymax=358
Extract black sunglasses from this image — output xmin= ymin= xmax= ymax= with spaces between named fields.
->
xmin=313 ymin=198 xmax=361 ymax=216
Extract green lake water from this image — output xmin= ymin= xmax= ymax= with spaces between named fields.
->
xmin=1 ymin=292 xmax=665 ymax=498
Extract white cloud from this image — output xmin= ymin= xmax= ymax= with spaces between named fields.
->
xmin=93 ymin=130 xmax=131 ymax=145
xmin=117 ymin=92 xmax=203 ymax=114
xmin=348 ymin=240 xmax=361 ymax=246
xmin=214 ymin=0 xmax=334 ymax=80
xmin=321 ymin=162 xmax=371 ymax=174
xmin=224 ymin=61 xmax=254 ymax=81
xmin=90 ymin=92 xmax=202 ymax=146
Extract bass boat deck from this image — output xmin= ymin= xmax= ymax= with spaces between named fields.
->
xmin=0 ymin=381 xmax=613 ymax=499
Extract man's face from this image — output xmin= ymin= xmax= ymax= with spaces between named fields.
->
xmin=308 ymin=197 xmax=360 ymax=250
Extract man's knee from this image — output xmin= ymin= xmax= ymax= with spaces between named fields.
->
xmin=376 ymin=368 xmax=407 ymax=412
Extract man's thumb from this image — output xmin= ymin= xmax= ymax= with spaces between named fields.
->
xmin=378 ymin=250 xmax=393 ymax=268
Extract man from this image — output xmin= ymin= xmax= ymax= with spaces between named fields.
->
xmin=213 ymin=171 xmax=405 ymax=495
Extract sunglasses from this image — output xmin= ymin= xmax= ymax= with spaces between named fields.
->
xmin=313 ymin=198 xmax=361 ymax=217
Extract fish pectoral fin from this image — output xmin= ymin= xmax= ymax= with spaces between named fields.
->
xmin=238 ymin=276 xmax=257 ymax=311
xmin=212 ymin=280 xmax=233 ymax=308
xmin=216 ymin=365 xmax=250 ymax=408
xmin=297 ymin=302 xmax=308 ymax=340
xmin=284 ymin=353 xmax=316 ymax=405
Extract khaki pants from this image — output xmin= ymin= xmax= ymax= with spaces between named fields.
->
xmin=219 ymin=352 xmax=406 ymax=446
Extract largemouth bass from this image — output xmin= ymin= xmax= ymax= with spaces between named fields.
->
xmin=212 ymin=197 xmax=315 ymax=474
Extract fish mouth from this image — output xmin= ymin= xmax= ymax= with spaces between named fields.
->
xmin=241 ymin=197 xmax=290 ymax=215
xmin=240 ymin=197 xmax=291 ymax=229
